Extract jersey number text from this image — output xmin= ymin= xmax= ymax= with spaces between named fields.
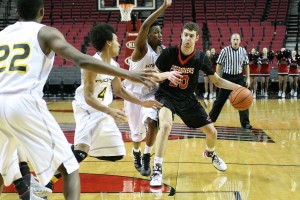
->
xmin=0 ymin=43 xmax=30 ymax=74
xmin=169 ymin=75 xmax=189 ymax=89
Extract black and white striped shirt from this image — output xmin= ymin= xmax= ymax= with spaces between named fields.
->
xmin=217 ymin=46 xmax=249 ymax=75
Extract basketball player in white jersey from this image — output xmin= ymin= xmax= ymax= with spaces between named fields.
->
xmin=123 ymin=0 xmax=180 ymax=177
xmin=71 ymin=23 xmax=163 ymax=165
xmin=0 ymin=1 xmax=161 ymax=200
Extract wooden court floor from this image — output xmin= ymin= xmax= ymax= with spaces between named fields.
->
xmin=1 ymin=95 xmax=300 ymax=200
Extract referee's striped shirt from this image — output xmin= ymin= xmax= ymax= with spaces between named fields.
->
xmin=217 ymin=46 xmax=249 ymax=75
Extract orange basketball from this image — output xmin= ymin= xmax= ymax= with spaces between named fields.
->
xmin=229 ymin=87 xmax=253 ymax=111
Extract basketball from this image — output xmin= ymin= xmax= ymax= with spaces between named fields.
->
xmin=229 ymin=87 xmax=253 ymax=111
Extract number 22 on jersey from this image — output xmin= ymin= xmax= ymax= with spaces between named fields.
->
xmin=0 ymin=43 xmax=30 ymax=74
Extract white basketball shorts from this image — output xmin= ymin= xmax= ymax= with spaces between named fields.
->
xmin=72 ymin=101 xmax=126 ymax=157
xmin=123 ymin=95 xmax=158 ymax=142
xmin=0 ymin=93 xmax=79 ymax=186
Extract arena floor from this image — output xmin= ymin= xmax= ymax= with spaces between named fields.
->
xmin=1 ymin=95 xmax=300 ymax=200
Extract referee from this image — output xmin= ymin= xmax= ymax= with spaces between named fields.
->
xmin=209 ymin=33 xmax=252 ymax=129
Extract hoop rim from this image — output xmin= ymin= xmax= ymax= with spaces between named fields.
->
xmin=118 ymin=3 xmax=135 ymax=9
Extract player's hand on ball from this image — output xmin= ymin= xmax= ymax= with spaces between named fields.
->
xmin=141 ymin=100 xmax=163 ymax=109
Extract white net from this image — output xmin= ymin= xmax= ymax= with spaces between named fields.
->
xmin=118 ymin=4 xmax=134 ymax=21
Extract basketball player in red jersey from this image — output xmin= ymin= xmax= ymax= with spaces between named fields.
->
xmin=150 ymin=22 xmax=242 ymax=187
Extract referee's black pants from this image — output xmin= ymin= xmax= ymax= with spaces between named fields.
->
xmin=209 ymin=73 xmax=250 ymax=127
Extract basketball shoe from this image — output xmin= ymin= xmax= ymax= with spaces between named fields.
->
xmin=203 ymin=150 xmax=227 ymax=171
xmin=150 ymin=164 xmax=162 ymax=186
xmin=132 ymin=150 xmax=142 ymax=172
xmin=30 ymin=176 xmax=52 ymax=195
xmin=19 ymin=190 xmax=46 ymax=200
xmin=140 ymin=153 xmax=151 ymax=176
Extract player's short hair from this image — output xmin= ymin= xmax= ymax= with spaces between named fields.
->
xmin=182 ymin=22 xmax=199 ymax=35
xmin=17 ymin=0 xmax=44 ymax=21
xmin=149 ymin=21 xmax=160 ymax=33
xmin=90 ymin=23 xmax=116 ymax=51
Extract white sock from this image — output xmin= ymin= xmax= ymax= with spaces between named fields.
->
xmin=154 ymin=156 xmax=163 ymax=165
xmin=133 ymin=147 xmax=140 ymax=152
xmin=144 ymin=145 xmax=153 ymax=154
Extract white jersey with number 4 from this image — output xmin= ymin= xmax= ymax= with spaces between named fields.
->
xmin=72 ymin=52 xmax=125 ymax=157
xmin=74 ymin=52 xmax=117 ymax=110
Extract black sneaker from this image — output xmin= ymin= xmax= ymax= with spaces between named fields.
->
xmin=140 ymin=153 xmax=151 ymax=176
xmin=132 ymin=150 xmax=142 ymax=172
xmin=242 ymin=124 xmax=252 ymax=129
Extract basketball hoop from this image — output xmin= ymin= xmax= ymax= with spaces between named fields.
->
xmin=118 ymin=4 xmax=134 ymax=22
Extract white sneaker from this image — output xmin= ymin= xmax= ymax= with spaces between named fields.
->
xmin=253 ymin=93 xmax=256 ymax=99
xmin=31 ymin=191 xmax=46 ymax=200
xmin=261 ymin=89 xmax=264 ymax=96
xmin=282 ymin=92 xmax=286 ymax=98
xmin=203 ymin=92 xmax=208 ymax=98
xmin=209 ymin=94 xmax=213 ymax=99
xmin=150 ymin=164 xmax=163 ymax=187
xmin=30 ymin=176 xmax=52 ymax=195
xmin=213 ymin=92 xmax=216 ymax=98
xmin=264 ymin=91 xmax=268 ymax=97
xmin=294 ymin=92 xmax=297 ymax=97
xmin=278 ymin=91 xmax=282 ymax=97
xmin=20 ymin=190 xmax=46 ymax=200
xmin=290 ymin=89 xmax=294 ymax=96
xmin=203 ymin=150 xmax=227 ymax=171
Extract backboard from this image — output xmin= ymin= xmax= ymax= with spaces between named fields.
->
xmin=98 ymin=0 xmax=156 ymax=11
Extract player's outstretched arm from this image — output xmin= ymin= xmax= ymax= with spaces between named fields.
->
xmin=112 ymin=76 xmax=162 ymax=109
xmin=152 ymin=70 xmax=182 ymax=85
xmin=38 ymin=26 xmax=156 ymax=88
xmin=132 ymin=0 xmax=172 ymax=61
